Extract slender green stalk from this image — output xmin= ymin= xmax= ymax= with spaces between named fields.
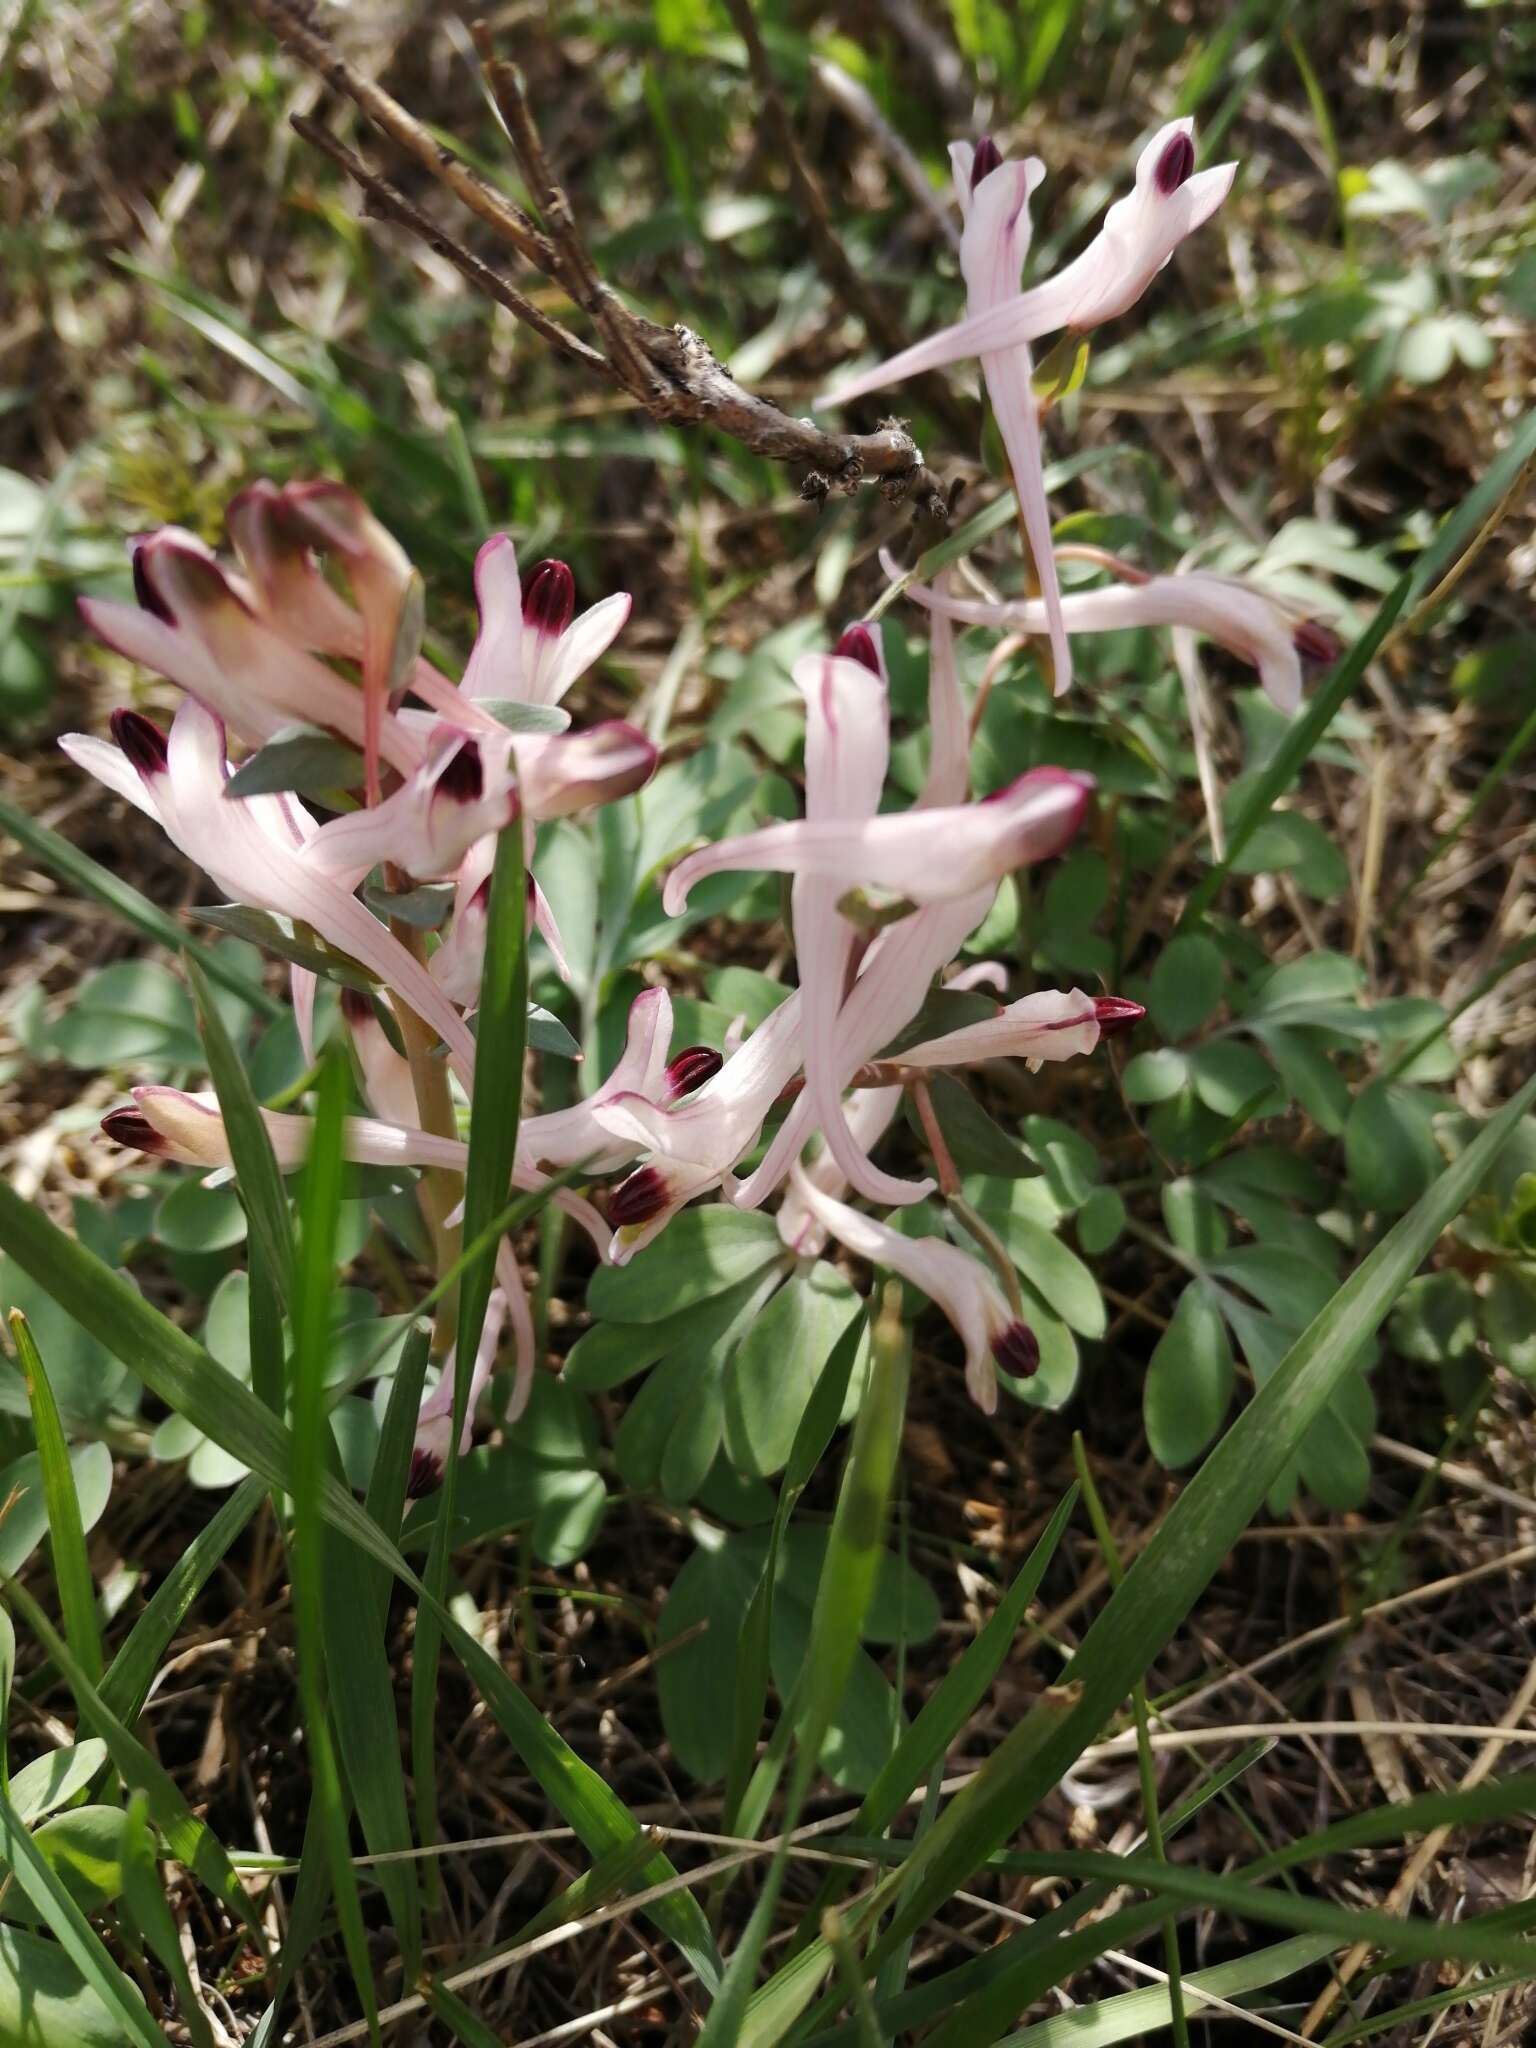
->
xmin=1072 ymin=1432 xmax=1189 ymax=2048
xmin=290 ymin=1052 xmax=381 ymax=2045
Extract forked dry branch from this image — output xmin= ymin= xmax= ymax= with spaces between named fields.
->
xmin=242 ymin=0 xmax=955 ymax=526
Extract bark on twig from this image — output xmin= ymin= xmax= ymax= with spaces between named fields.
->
xmin=239 ymin=0 xmax=953 ymax=523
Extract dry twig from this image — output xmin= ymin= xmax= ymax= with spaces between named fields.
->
xmin=241 ymin=0 xmax=953 ymax=523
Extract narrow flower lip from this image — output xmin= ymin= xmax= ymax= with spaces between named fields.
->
xmin=896 ymin=565 xmax=1311 ymax=716
xmin=734 ymin=887 xmax=991 ymax=1210
xmin=774 ymin=1086 xmax=903 ymax=1257
xmin=517 ymin=721 xmax=657 ymax=818
xmin=815 ymin=122 xmax=1236 ymax=412
xmin=662 ymin=770 xmax=1090 ymax=918
xmin=790 ymin=642 xmax=921 ymax=1206
xmin=898 ymin=986 xmax=1104 ymax=1068
xmin=79 ymin=697 xmax=481 ymax=1086
xmin=786 ymin=1166 xmax=1016 ymax=1412
xmin=302 ymin=730 xmax=517 ymax=890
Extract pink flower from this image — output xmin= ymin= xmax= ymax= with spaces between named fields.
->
xmin=459 ymin=535 xmax=632 ymax=708
xmin=82 ymin=529 xmax=426 ymax=780
xmin=591 ymin=993 xmax=807 ymax=1260
xmin=898 ymin=988 xmax=1140 ymax=1069
xmin=303 ymin=730 xmax=517 ymax=891
xmin=661 ymin=766 xmax=1091 ymax=913
xmin=61 ymin=701 xmax=477 ymax=1081
xmin=818 ymin=120 xmax=1236 ymax=405
xmin=787 ymin=636 xmax=923 ymax=1207
xmin=775 ymin=1087 xmax=903 ymax=1257
xmin=786 ymin=1167 xmax=1037 ymax=1412
xmin=950 ymin=139 xmax=1070 ymax=696
xmin=898 ymin=562 xmax=1333 ymax=716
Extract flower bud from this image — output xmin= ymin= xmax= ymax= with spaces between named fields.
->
xmin=833 ymin=624 xmax=881 ymax=675
xmin=109 ymin=709 xmax=170 ymax=779
xmin=101 ymin=1107 xmax=164 ymax=1154
xmin=608 ymin=1165 xmax=669 ymax=1228
xmin=1092 ymin=995 xmax=1145 ymax=1036
xmin=1154 ymin=128 xmax=1196 ymax=194
xmin=522 ymin=560 xmax=576 ymax=640
xmin=971 ymin=135 xmax=1004 ymax=188
xmin=991 ymin=1320 xmax=1041 ymax=1377
xmin=664 ymin=1046 xmax=724 ymax=1100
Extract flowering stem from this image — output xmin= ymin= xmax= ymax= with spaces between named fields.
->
xmin=909 ymin=1079 xmax=959 ymax=1198
xmin=947 ymin=1195 xmax=1027 ymax=1322
xmin=387 ymin=909 xmax=464 ymax=1361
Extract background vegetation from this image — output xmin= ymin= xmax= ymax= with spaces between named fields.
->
xmin=1 ymin=0 xmax=1535 ymax=2041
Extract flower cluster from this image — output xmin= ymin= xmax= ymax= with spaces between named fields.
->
xmin=73 ymin=119 xmax=1342 ymax=1486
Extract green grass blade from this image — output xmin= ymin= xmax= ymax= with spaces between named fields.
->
xmin=748 ymin=1073 xmax=1536 ymax=2039
xmin=0 ymin=795 xmax=281 ymax=1019
xmin=859 ymin=1485 xmax=1079 ymax=1839
xmin=414 ymin=811 xmax=527 ymax=1864
xmin=721 ymin=1309 xmax=867 ymax=1841
xmin=0 ymin=1780 xmax=165 ymax=2047
xmin=6 ymin=1311 xmax=103 ymax=1681
xmin=120 ymin=1791 xmax=217 ymax=2048
xmin=721 ymin=1294 xmax=913 ymax=2045
xmin=321 ymin=1514 xmax=423 ymax=1979
xmin=99 ymin=1475 xmax=264 ymax=1724
xmin=291 ymin=1051 xmax=380 ymax=2045
xmin=423 ymin=1983 xmax=506 ymax=2048
xmin=183 ymin=951 xmax=295 ymax=1312
xmin=0 ymin=1606 xmax=12 ymax=1787
xmin=363 ymin=1318 xmax=432 ymax=1615
xmin=0 ymin=1573 xmax=264 ymax=1948
xmin=1073 ymin=1435 xmax=1187 ymax=2048
xmin=794 ymin=1484 xmax=1081 ymax=1954
xmin=999 ymin=1933 xmax=1334 ymax=2048
xmin=793 ymin=1286 xmax=910 ymax=1800
xmin=870 ymin=1071 xmax=1536 ymax=1966
xmin=1184 ymin=575 xmax=1407 ymax=916
xmin=0 ymin=1178 xmax=720 ymax=1985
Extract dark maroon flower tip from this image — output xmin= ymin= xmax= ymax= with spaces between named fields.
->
xmin=131 ymin=546 xmax=175 ymax=625
xmin=991 ymin=1320 xmax=1041 ymax=1378
xmin=522 ymin=559 xmax=575 ymax=639
xmin=608 ymin=1165 xmax=669 ymax=1228
xmin=1293 ymin=619 xmax=1342 ymax=669
xmin=834 ymin=624 xmax=882 ymax=675
xmin=436 ymin=741 xmax=484 ymax=804
xmin=109 ymin=707 xmax=170 ymax=778
xmin=971 ymin=136 xmax=1004 ymax=190
xmin=1092 ymin=996 xmax=1145 ymax=1037
xmin=406 ymin=1448 xmax=442 ymax=1499
xmin=1154 ymin=129 xmax=1196 ymax=195
xmin=101 ymin=1107 xmax=164 ymax=1153
xmin=665 ymin=1045 xmax=724 ymax=1101
xmin=339 ymin=986 xmax=376 ymax=1026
